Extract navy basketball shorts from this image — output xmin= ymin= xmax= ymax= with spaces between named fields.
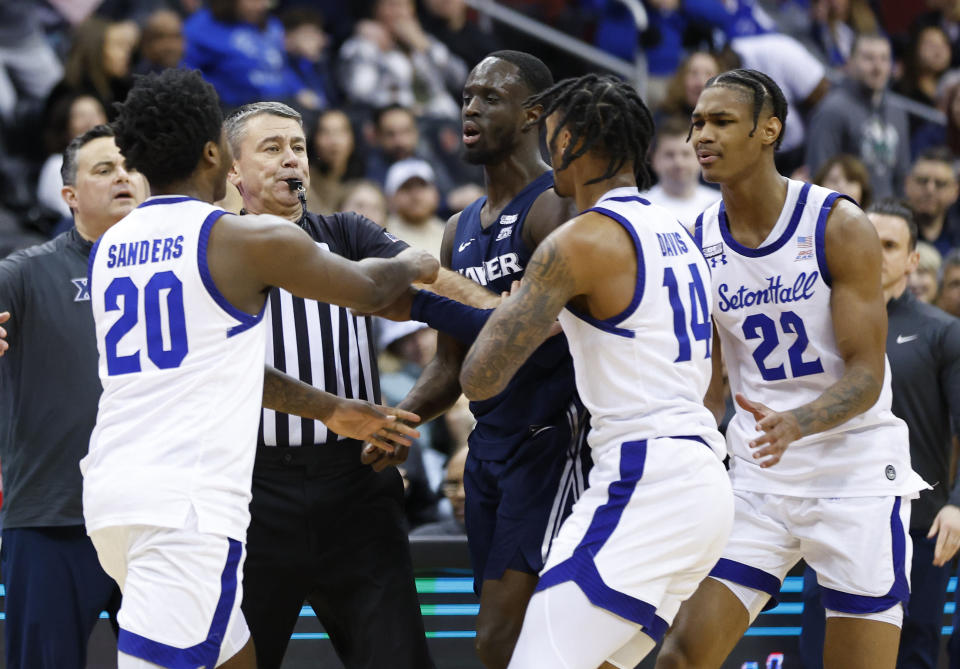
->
xmin=464 ymin=402 xmax=591 ymax=595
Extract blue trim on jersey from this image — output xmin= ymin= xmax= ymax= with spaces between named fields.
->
xmin=819 ymin=497 xmax=909 ymax=614
xmin=87 ymin=235 xmax=103 ymax=294
xmin=564 ymin=306 xmax=635 ymax=338
xmin=576 ymin=205 xmax=645 ymax=325
xmin=814 ymin=192 xmax=854 ymax=289
xmin=600 ymin=195 xmax=651 ymax=206
xmin=117 ymin=537 xmax=242 ymax=668
xmin=694 ymin=213 xmax=704 ymax=249
xmin=710 ymin=558 xmax=782 ymax=609
xmin=719 ymin=182 xmax=811 ymax=258
xmin=535 ymin=440 xmax=670 ymax=638
xmin=137 ymin=196 xmax=199 ymax=209
xmin=197 ymin=210 xmax=266 ymax=337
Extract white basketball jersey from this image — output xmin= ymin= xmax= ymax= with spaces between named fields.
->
xmin=695 ymin=178 xmax=924 ymax=497
xmin=557 ymin=187 xmax=725 ymax=460
xmin=82 ymin=196 xmax=267 ymax=541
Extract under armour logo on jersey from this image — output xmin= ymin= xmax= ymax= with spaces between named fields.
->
xmin=499 ymin=214 xmax=518 ymax=226
xmin=703 ymin=242 xmax=727 ymax=268
xmin=458 ymin=239 xmax=475 ymax=252
xmin=71 ymin=277 xmax=90 ymax=302
xmin=496 ymin=226 xmax=512 ymax=242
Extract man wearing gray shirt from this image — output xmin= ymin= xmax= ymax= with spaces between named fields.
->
xmin=0 ymin=125 xmax=146 ymax=669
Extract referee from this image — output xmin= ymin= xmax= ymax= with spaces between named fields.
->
xmin=0 ymin=126 xmax=146 ymax=668
xmin=225 ymin=102 xmax=435 ymax=669
xmin=799 ymin=199 xmax=960 ymax=669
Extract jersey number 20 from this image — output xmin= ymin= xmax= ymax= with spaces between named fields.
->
xmin=104 ymin=271 xmax=188 ymax=375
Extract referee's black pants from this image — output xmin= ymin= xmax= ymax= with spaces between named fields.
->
xmin=241 ymin=443 xmax=435 ymax=669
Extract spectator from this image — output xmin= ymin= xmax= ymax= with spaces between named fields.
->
xmin=0 ymin=2 xmax=63 ymax=127
xmin=728 ymin=31 xmax=830 ymax=174
xmin=799 ymin=199 xmax=960 ymax=669
xmin=914 ymin=0 xmax=960 ymax=68
xmin=0 ymin=125 xmax=147 ymax=669
xmin=182 ymin=0 xmax=312 ymax=109
xmin=420 ymin=0 xmax=501 ymax=68
xmin=643 ymin=115 xmax=719 ymax=228
xmin=807 ymin=0 xmax=879 ymax=66
xmin=807 ymin=32 xmax=911 ymax=199
xmin=385 ymin=158 xmax=445 ymax=255
xmin=133 ymin=9 xmax=183 ymax=75
xmin=905 ymin=147 xmax=960 ymax=256
xmin=306 ymin=109 xmax=363 ymax=214
xmin=937 ymin=248 xmax=960 ymax=318
xmin=337 ymin=0 xmax=467 ymax=119
xmin=659 ymin=51 xmax=722 ymax=121
xmin=896 ymin=24 xmax=952 ymax=136
xmin=910 ymin=241 xmax=944 ymax=303
xmin=912 ymin=80 xmax=960 ymax=158
xmin=37 ymin=93 xmax=108 ymax=220
xmin=339 ymin=179 xmax=389 ymax=228
xmin=365 ymin=104 xmax=455 ymax=195
xmin=812 ymin=153 xmax=873 ymax=208
xmin=60 ymin=17 xmax=137 ymax=120
xmin=410 ymin=446 xmax=468 ymax=537
xmin=280 ymin=8 xmax=340 ymax=112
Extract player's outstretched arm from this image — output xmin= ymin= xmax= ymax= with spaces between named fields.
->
xmin=210 ymin=213 xmax=438 ymax=314
xmin=0 ymin=311 xmax=9 ymax=357
xmin=743 ymin=200 xmax=886 ymax=467
xmin=461 ymin=228 xmax=581 ymax=401
xmin=263 ymin=366 xmax=420 ymax=453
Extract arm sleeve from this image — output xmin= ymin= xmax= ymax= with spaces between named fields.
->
xmin=340 ymin=212 xmax=410 ymax=260
xmin=410 ymin=290 xmax=493 ymax=343
xmin=939 ymin=318 xmax=960 ymax=507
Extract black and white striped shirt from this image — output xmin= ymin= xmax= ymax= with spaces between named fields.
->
xmin=257 ymin=211 xmax=407 ymax=448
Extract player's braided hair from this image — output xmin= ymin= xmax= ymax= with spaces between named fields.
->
xmin=112 ymin=69 xmax=223 ymax=189
xmin=701 ymin=68 xmax=789 ymax=149
xmin=524 ymin=74 xmax=655 ymax=190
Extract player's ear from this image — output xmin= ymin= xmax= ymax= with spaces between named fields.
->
xmin=760 ymin=115 xmax=781 ymax=147
xmin=521 ymin=104 xmax=543 ymax=133
xmin=61 ymin=184 xmax=78 ymax=212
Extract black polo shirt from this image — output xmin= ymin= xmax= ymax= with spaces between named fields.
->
xmin=0 ymin=228 xmax=101 ymax=528
xmin=886 ymin=288 xmax=960 ymax=532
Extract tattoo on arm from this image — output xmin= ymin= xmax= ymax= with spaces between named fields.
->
xmin=461 ymin=238 xmax=576 ymax=399
xmin=262 ymin=366 xmax=336 ymax=421
xmin=789 ymin=365 xmax=880 ymax=436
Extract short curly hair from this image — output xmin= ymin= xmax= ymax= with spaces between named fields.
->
xmin=112 ymin=69 xmax=223 ymax=189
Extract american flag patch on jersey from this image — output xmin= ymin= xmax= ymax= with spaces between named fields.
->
xmin=796 ymin=235 xmax=813 ymax=248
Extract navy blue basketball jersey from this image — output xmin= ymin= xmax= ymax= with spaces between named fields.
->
xmin=452 ymin=171 xmax=578 ymax=460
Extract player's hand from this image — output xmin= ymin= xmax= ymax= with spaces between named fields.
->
xmin=0 ymin=311 xmax=9 ymax=357
xmin=399 ymin=248 xmax=440 ymax=285
xmin=361 ymin=442 xmax=411 ymax=471
xmin=325 ymin=399 xmax=421 ymax=453
xmin=929 ymin=504 xmax=960 ymax=566
xmin=736 ymin=393 xmax=802 ymax=468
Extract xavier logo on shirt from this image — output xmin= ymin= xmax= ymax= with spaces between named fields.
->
xmin=71 ymin=277 xmax=90 ymax=302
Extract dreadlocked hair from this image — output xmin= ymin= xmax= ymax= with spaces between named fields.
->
xmin=702 ymin=69 xmax=788 ymax=149
xmin=525 ymin=74 xmax=655 ymax=190
xmin=112 ymin=69 xmax=223 ymax=189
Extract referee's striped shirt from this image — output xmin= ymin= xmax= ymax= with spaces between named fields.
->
xmin=257 ymin=211 xmax=408 ymax=448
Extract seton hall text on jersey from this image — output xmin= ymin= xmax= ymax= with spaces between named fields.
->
xmin=718 ymin=271 xmax=819 ymax=312
xmin=106 ymin=235 xmax=184 ymax=268
xmin=457 ymin=252 xmax=522 ymax=286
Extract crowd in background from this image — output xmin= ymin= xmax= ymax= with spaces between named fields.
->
xmin=2 ymin=0 xmax=960 ymax=530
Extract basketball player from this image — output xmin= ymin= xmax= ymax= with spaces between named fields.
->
xmin=81 ymin=69 xmax=437 ymax=669
xmin=459 ymin=73 xmax=734 ymax=669
xmin=655 ymin=69 xmax=928 ymax=669
xmin=366 ymin=50 xmax=593 ymax=669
